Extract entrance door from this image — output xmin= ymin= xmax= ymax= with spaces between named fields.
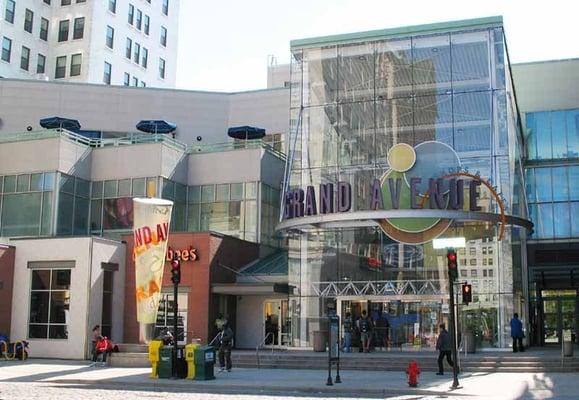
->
xmin=263 ymin=299 xmax=289 ymax=347
xmin=541 ymin=290 xmax=577 ymax=345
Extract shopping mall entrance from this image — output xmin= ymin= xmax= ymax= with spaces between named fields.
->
xmin=531 ymin=290 xmax=578 ymax=346
xmin=337 ymin=297 xmax=446 ymax=350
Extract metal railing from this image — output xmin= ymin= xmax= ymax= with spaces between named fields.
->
xmin=0 ymin=128 xmax=285 ymax=159
xmin=256 ymin=332 xmax=275 ymax=369
xmin=187 ymin=140 xmax=286 ymax=160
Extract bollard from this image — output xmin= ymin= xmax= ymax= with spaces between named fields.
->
xmin=406 ymin=360 xmax=420 ymax=387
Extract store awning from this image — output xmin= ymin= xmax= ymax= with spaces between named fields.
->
xmin=211 ymin=283 xmax=290 ymax=295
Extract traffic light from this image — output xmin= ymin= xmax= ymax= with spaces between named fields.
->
xmin=170 ymin=258 xmax=181 ymax=285
xmin=447 ymin=248 xmax=458 ymax=281
xmin=462 ymin=284 xmax=472 ymax=305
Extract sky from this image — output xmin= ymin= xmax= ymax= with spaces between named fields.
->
xmin=176 ymin=0 xmax=579 ymax=92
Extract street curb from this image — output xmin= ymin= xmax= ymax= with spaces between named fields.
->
xmin=47 ymin=378 xmax=470 ymax=397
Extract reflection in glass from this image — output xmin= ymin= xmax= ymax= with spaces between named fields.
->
xmin=553 ymin=203 xmax=570 ymax=238
xmin=412 ymin=34 xmax=451 ymax=94
xmin=375 ymin=39 xmax=412 ymax=99
xmin=338 ymin=43 xmax=374 ymax=102
xmin=338 ymin=101 xmax=374 ymax=166
xmin=453 ymin=91 xmax=491 ymax=153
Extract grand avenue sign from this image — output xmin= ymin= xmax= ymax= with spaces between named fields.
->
xmin=277 ymin=142 xmax=533 ymax=244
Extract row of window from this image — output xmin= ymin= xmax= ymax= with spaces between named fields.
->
xmin=57 ymin=17 xmax=85 ymax=42
xmin=102 ymin=57 xmax=164 ymax=84
xmin=459 ymin=258 xmax=495 ymax=266
xmin=460 ymin=269 xmax=495 ymax=278
xmin=124 ymin=72 xmax=146 ymax=87
xmin=4 ymin=3 xmax=51 ymax=41
xmin=55 ymin=53 xmax=83 ymax=78
xmin=125 ymin=38 xmax=149 ymax=68
xmin=128 ymin=4 xmax=150 ymax=35
xmin=525 ymin=109 xmax=579 ymax=160
xmin=108 ymin=0 xmax=168 ymax=17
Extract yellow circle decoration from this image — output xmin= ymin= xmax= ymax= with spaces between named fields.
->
xmin=387 ymin=143 xmax=416 ymax=172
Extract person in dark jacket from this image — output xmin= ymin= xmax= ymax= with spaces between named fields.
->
xmin=436 ymin=324 xmax=455 ymax=375
xmin=218 ymin=322 xmax=234 ymax=372
xmin=510 ymin=313 xmax=524 ymax=352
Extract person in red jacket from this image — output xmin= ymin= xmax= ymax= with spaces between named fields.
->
xmin=91 ymin=336 xmax=111 ymax=367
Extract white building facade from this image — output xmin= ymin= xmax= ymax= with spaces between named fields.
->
xmin=0 ymin=0 xmax=179 ymax=87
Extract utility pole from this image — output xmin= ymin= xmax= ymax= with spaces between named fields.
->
xmin=446 ymin=248 xmax=461 ymax=389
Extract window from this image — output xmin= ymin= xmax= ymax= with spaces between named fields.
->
xmin=460 ymin=269 xmax=467 ymax=277
xmin=133 ymin=42 xmax=140 ymax=63
xmin=132 ymin=76 xmax=138 ymax=86
xmin=483 ymin=269 xmax=488 ymax=277
xmin=5 ymin=0 xmax=15 ymax=23
xmin=123 ymin=72 xmax=130 ymax=86
xmin=24 ymin=9 xmax=34 ymax=33
xmin=488 ymin=258 xmax=493 ymax=265
xmin=136 ymin=9 xmax=142 ymax=30
xmin=76 ymin=0 xmax=86 ymax=3
xmin=62 ymin=0 xmax=72 ymax=5
xmin=469 ymin=259 xmax=477 ymax=266
xmin=108 ymin=0 xmax=116 ymax=13
xmin=125 ymin=38 xmax=132 ymax=59
xmin=103 ymin=62 xmax=111 ymax=84
xmin=1 ymin=37 xmax=12 ymax=62
xmin=470 ymin=269 xmax=477 ymax=277
xmin=20 ymin=46 xmax=30 ymax=71
xmin=489 ymin=269 xmax=494 ymax=277
xmin=482 ymin=258 xmax=487 ymax=266
xmin=58 ymin=20 xmax=69 ymax=42
xmin=40 ymin=18 xmax=49 ymax=41
xmin=73 ymin=17 xmax=84 ymax=39
xmin=469 ymin=247 xmax=476 ymax=256
xmin=106 ymin=26 xmax=114 ymax=48
xmin=141 ymin=47 xmax=148 ymax=68
xmin=29 ymin=268 xmax=71 ymax=339
xmin=55 ymin=56 xmax=66 ymax=78
xmin=44 ymin=0 xmax=51 ymax=4
xmin=37 ymin=53 xmax=46 ymax=74
xmin=128 ymin=4 xmax=134 ymax=24
xmin=144 ymin=15 xmax=150 ymax=35
xmin=70 ymin=53 xmax=81 ymax=76
xmin=159 ymin=57 xmax=165 ymax=79
xmin=160 ymin=26 xmax=167 ymax=47
xmin=162 ymin=0 xmax=168 ymax=15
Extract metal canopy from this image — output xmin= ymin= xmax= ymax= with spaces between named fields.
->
xmin=39 ymin=116 xmax=81 ymax=131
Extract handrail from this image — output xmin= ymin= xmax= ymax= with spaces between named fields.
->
xmin=256 ymin=332 xmax=275 ymax=369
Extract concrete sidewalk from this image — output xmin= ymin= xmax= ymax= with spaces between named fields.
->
xmin=0 ymin=359 xmax=576 ymax=399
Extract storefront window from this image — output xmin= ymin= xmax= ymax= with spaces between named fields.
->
xmin=29 ymin=268 xmax=71 ymax=339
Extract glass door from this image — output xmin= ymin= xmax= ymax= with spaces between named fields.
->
xmin=541 ymin=290 xmax=577 ymax=345
xmin=264 ymin=299 xmax=288 ymax=347
xmin=543 ymin=299 xmax=559 ymax=344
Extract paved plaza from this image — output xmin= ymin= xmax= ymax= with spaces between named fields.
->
xmin=1 ymin=358 xmax=578 ymax=399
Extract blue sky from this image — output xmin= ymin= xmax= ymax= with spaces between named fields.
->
xmin=176 ymin=0 xmax=578 ymax=92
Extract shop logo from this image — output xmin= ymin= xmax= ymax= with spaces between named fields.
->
xmin=283 ymin=141 xmax=507 ymax=244
xmin=166 ymin=246 xmax=198 ymax=262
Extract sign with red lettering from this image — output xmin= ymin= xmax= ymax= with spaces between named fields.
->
xmin=166 ymin=246 xmax=198 ymax=262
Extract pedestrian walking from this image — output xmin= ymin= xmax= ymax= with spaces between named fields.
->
xmin=218 ymin=322 xmax=234 ymax=372
xmin=436 ymin=323 xmax=455 ymax=375
xmin=510 ymin=313 xmax=525 ymax=352
xmin=357 ymin=310 xmax=373 ymax=353
xmin=342 ymin=312 xmax=353 ymax=353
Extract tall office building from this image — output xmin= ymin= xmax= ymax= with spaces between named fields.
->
xmin=0 ymin=0 xmax=179 ymax=87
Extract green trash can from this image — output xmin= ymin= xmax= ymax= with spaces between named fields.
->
xmin=194 ymin=345 xmax=215 ymax=380
xmin=158 ymin=346 xmax=173 ymax=379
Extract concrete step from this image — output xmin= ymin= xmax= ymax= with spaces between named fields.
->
xmin=116 ymin=343 xmax=149 ymax=353
xmin=109 ymin=352 xmax=149 ymax=368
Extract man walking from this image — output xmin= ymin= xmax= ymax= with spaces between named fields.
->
xmin=342 ymin=312 xmax=353 ymax=353
xmin=510 ymin=313 xmax=524 ymax=352
xmin=357 ymin=310 xmax=373 ymax=353
xmin=218 ymin=322 xmax=234 ymax=372
xmin=436 ymin=323 xmax=455 ymax=375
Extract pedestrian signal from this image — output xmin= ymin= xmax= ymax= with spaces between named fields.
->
xmin=462 ymin=283 xmax=472 ymax=305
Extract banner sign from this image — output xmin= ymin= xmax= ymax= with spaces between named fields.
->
xmin=282 ymin=142 xmax=508 ymax=244
xmin=133 ymin=198 xmax=173 ymax=324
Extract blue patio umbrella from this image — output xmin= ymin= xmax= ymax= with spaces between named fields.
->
xmin=39 ymin=116 xmax=81 ymax=131
xmin=227 ymin=126 xmax=266 ymax=140
xmin=136 ymin=120 xmax=177 ymax=134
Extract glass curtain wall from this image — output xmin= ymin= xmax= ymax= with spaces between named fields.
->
xmin=287 ymin=25 xmax=527 ymax=348
xmin=525 ymin=109 xmax=579 ymax=239
xmin=0 ymin=172 xmax=55 ymax=237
